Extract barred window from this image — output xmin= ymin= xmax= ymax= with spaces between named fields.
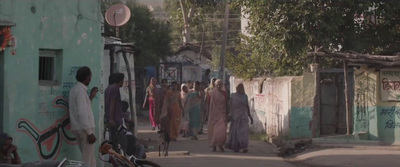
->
xmin=39 ymin=56 xmax=54 ymax=81
xmin=39 ymin=49 xmax=62 ymax=85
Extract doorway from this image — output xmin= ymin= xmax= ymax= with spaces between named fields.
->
xmin=0 ymin=51 xmax=4 ymax=133
xmin=320 ymin=69 xmax=354 ymax=136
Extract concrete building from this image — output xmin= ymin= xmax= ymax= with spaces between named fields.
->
xmin=0 ymin=0 xmax=103 ymax=162
xmin=163 ymin=43 xmax=212 ymax=83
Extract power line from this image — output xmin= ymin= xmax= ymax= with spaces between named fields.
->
xmin=187 ymin=30 xmax=241 ymax=35
xmin=170 ymin=32 xmax=242 ymax=38
xmin=151 ymin=12 xmax=241 ymax=16
xmin=170 ymin=38 xmax=238 ymax=45
xmin=204 ymin=19 xmax=241 ymax=22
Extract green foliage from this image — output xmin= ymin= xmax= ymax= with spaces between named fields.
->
xmin=164 ymin=0 xmax=229 ymax=45
xmin=164 ymin=0 xmax=241 ymax=59
xmin=228 ymin=0 xmax=400 ymax=79
xmin=102 ymin=1 xmax=173 ymax=67
xmin=164 ymin=0 xmax=184 ymax=47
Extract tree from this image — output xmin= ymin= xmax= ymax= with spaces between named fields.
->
xmin=102 ymin=1 xmax=173 ymax=67
xmin=228 ymin=0 xmax=400 ymax=78
xmin=165 ymin=0 xmax=225 ymax=44
xmin=165 ymin=0 xmax=241 ymax=70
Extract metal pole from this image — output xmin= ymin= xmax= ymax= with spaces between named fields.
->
xmin=122 ymin=51 xmax=136 ymax=134
xmin=109 ymin=47 xmax=115 ymax=74
xmin=219 ymin=0 xmax=229 ymax=81
xmin=343 ymin=60 xmax=351 ymax=135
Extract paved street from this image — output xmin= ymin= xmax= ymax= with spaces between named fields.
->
xmin=286 ymin=146 xmax=400 ymax=167
xmin=136 ymin=113 xmax=400 ymax=167
xmin=136 ymin=114 xmax=297 ymax=167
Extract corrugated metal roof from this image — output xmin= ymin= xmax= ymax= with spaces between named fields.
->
xmin=176 ymin=43 xmax=212 ymax=60
xmin=104 ymin=36 xmax=135 ymax=51
xmin=0 ymin=19 xmax=15 ymax=26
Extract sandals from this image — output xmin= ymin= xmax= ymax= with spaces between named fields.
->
xmin=212 ymin=146 xmax=226 ymax=152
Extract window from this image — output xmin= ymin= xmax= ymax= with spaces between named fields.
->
xmin=39 ymin=56 xmax=54 ymax=81
xmin=39 ymin=49 xmax=62 ymax=85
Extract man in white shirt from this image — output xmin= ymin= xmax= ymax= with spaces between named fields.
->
xmin=69 ymin=66 xmax=98 ymax=167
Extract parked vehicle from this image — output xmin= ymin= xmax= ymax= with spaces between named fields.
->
xmin=99 ymin=140 xmax=160 ymax=167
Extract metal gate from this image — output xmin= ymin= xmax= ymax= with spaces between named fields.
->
xmin=157 ymin=63 xmax=182 ymax=84
xmin=320 ymin=69 xmax=354 ymax=135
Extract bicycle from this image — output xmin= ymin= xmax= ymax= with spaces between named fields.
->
xmin=99 ymin=140 xmax=161 ymax=167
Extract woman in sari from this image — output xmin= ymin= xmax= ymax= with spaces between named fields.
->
xmin=208 ymin=79 xmax=228 ymax=152
xmin=160 ymin=81 xmax=183 ymax=141
xmin=154 ymin=79 xmax=169 ymax=129
xmin=205 ymin=78 xmax=217 ymax=95
xmin=143 ymin=77 xmax=157 ymax=130
xmin=180 ymin=84 xmax=190 ymax=137
xmin=185 ymin=81 xmax=202 ymax=140
xmin=198 ymin=82 xmax=207 ymax=134
xmin=204 ymin=78 xmax=217 ymax=123
xmin=225 ymin=83 xmax=253 ymax=153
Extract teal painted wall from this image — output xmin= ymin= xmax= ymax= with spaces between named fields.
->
xmin=353 ymin=67 xmax=400 ymax=144
xmin=289 ymin=72 xmax=315 ymax=139
xmin=377 ymin=106 xmax=400 ymax=144
xmin=353 ymin=105 xmax=379 ymax=140
xmin=0 ymin=0 xmax=103 ymax=162
xmin=289 ymin=107 xmax=312 ymax=138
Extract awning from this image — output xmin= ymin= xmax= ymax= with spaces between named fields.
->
xmin=0 ymin=19 xmax=15 ymax=27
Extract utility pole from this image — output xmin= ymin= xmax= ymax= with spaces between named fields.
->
xmin=219 ymin=0 xmax=229 ymax=82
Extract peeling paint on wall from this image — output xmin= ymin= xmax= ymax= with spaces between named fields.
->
xmin=354 ymin=67 xmax=400 ymax=144
xmin=230 ymin=72 xmax=315 ymax=139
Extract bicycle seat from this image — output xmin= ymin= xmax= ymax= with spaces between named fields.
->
xmin=100 ymin=140 xmax=114 ymax=146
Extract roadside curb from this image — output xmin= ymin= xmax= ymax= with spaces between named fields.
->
xmin=146 ymin=151 xmax=191 ymax=157
xmin=312 ymin=143 xmax=400 ymax=151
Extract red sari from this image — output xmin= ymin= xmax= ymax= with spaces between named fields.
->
xmin=146 ymin=84 xmax=156 ymax=127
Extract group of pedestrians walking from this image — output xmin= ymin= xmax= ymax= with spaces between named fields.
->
xmin=144 ymin=71 xmax=254 ymax=153
xmin=2 ymin=66 xmax=255 ymax=166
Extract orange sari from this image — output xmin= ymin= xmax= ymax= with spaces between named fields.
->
xmin=160 ymin=90 xmax=182 ymax=140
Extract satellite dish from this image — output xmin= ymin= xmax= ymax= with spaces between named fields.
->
xmin=105 ymin=4 xmax=131 ymax=27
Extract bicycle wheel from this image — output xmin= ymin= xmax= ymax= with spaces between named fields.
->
xmin=135 ymin=159 xmax=161 ymax=167
xmin=113 ymin=156 xmax=136 ymax=167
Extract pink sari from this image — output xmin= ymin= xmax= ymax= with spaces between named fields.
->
xmin=207 ymin=89 xmax=228 ymax=147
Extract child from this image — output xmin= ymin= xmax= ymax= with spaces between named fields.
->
xmin=0 ymin=133 xmax=21 ymax=164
